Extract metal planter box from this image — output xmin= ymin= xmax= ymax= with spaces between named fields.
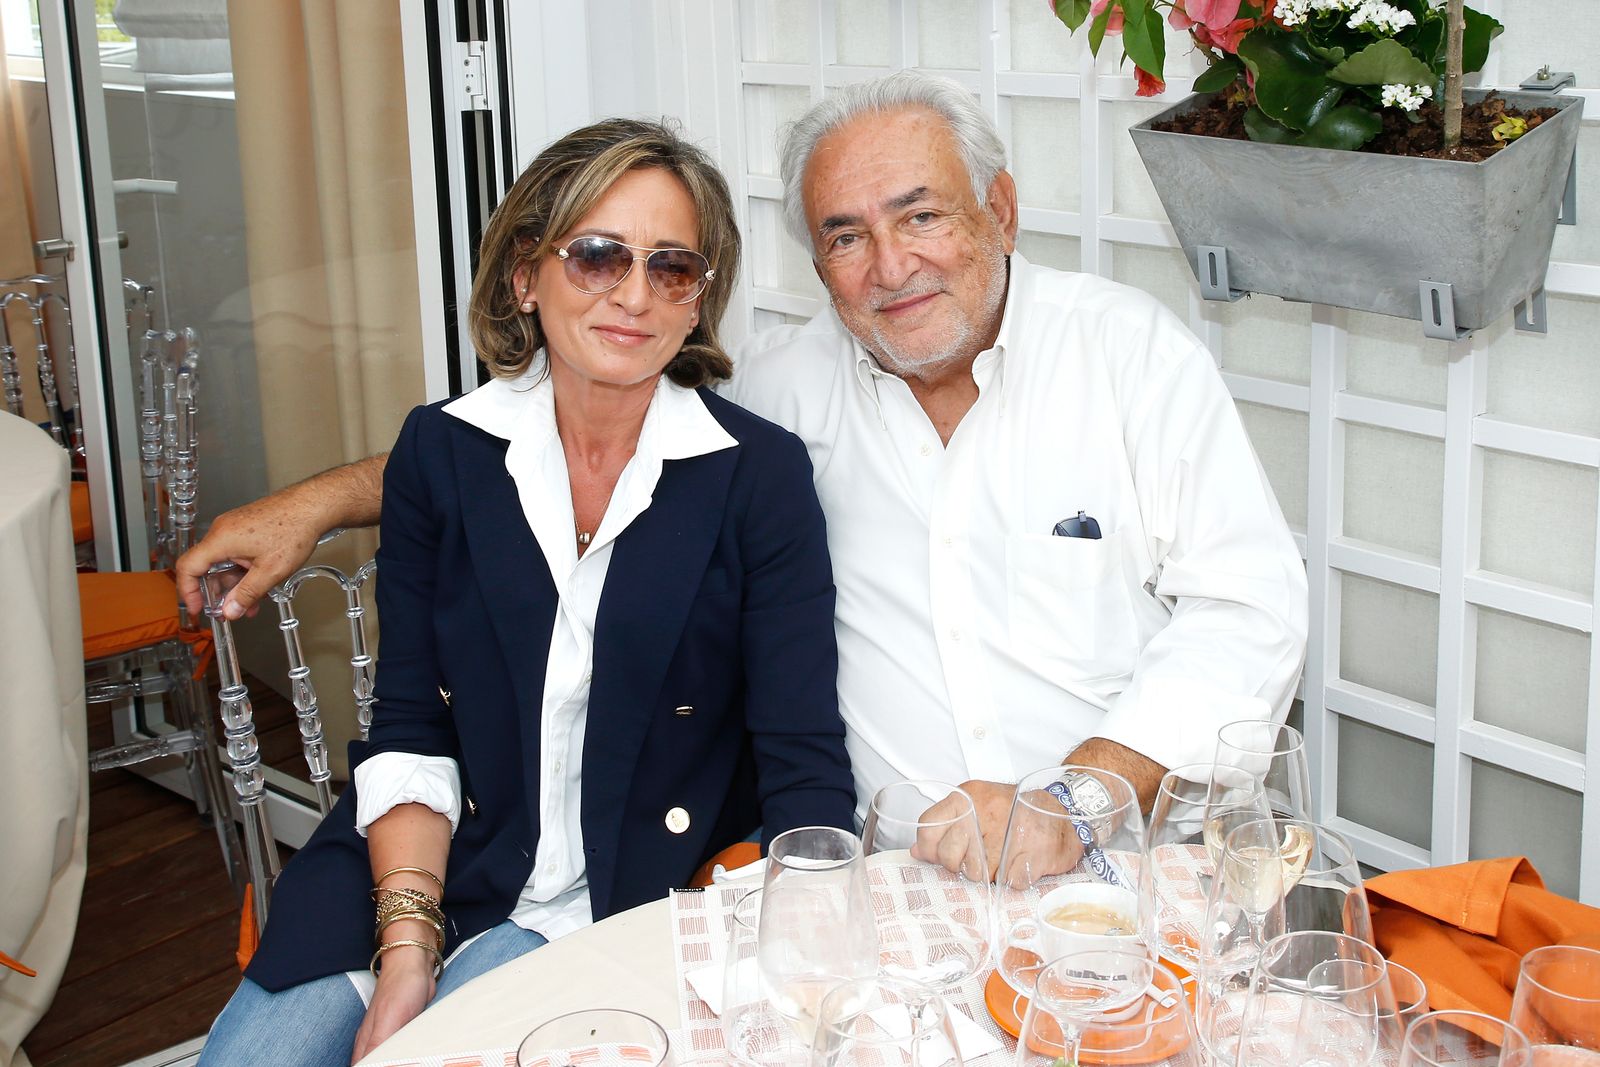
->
xmin=1129 ymin=89 xmax=1583 ymax=333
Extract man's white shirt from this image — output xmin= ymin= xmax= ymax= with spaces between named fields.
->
xmin=721 ymin=252 xmax=1308 ymax=822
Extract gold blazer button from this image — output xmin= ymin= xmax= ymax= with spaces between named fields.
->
xmin=665 ymin=807 xmax=691 ymax=834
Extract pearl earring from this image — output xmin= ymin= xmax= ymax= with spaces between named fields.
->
xmin=521 ymin=301 xmax=534 ymax=313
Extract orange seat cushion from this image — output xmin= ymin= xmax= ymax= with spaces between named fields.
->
xmin=69 ymin=482 xmax=93 ymax=543
xmin=690 ymin=841 xmax=763 ymax=888
xmin=78 ymin=570 xmax=182 ymax=660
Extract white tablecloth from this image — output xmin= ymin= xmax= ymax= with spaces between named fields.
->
xmin=359 ymin=898 xmax=679 ymax=1065
xmin=0 ymin=411 xmax=87 ymax=1067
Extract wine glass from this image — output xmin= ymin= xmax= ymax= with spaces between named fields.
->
xmin=757 ymin=826 xmax=878 ymax=1043
xmin=723 ymin=889 xmax=809 ymax=1067
xmin=861 ymin=780 xmax=994 ymax=988
xmin=1194 ymin=815 xmax=1287 ymax=1065
xmin=1383 ymin=960 xmax=1431 ymax=1036
xmin=1013 ymin=950 xmax=1194 ymax=1067
xmin=993 ymin=766 xmax=1153 ymax=996
xmin=516 ymin=1008 xmax=670 ymax=1067
xmin=1232 ymin=930 xmax=1403 ymax=1067
xmin=1213 ymin=720 xmax=1313 ymax=821
xmin=1147 ymin=762 xmax=1269 ymax=969
xmin=1401 ymin=1011 xmax=1534 ymax=1067
xmin=1510 ymin=945 xmax=1600 ymax=1062
xmin=809 ymin=976 xmax=963 ymax=1067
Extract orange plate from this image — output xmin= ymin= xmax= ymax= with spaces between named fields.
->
xmin=983 ymin=962 xmax=1198 ymax=1066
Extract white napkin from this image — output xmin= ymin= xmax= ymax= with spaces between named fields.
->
xmin=685 ymin=956 xmax=758 ymax=1016
xmin=866 ymin=1003 xmax=1005 ymax=1066
xmin=711 ymin=857 xmax=766 ymax=883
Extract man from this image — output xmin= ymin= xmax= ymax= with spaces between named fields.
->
xmin=178 ymin=70 xmax=1307 ymax=859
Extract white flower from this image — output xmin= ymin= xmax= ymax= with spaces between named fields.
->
xmin=1348 ymin=0 xmax=1417 ymax=34
xmin=1381 ymin=82 xmax=1434 ymax=111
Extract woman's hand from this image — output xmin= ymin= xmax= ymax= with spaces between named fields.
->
xmin=350 ymin=948 xmax=436 ymax=1064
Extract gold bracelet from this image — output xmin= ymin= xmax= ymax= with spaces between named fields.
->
xmin=376 ymin=866 xmax=445 ymax=895
xmin=377 ymin=910 xmax=444 ymax=948
xmin=372 ymin=886 xmax=442 ymax=921
xmin=370 ymin=938 xmax=443 ymax=978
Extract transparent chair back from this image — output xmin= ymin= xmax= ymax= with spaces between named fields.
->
xmin=201 ymin=546 xmax=378 ymax=930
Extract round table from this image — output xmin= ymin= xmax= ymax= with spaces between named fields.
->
xmin=359 ymin=897 xmax=680 ymax=1064
xmin=0 ymin=411 xmax=87 ymax=1067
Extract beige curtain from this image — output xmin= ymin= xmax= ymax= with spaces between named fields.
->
xmin=0 ymin=20 xmax=49 ymax=426
xmin=227 ymin=0 xmax=425 ymax=771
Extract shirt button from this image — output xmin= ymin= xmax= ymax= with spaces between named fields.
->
xmin=919 ymin=443 xmax=933 ymax=457
xmin=545 ymin=863 xmax=557 ymax=876
xmin=949 ymin=628 xmax=962 ymax=641
xmin=665 ymin=807 xmax=691 ymax=834
xmin=942 ymin=536 xmax=953 ymax=546
xmin=973 ymin=726 xmax=988 ymax=740
xmin=552 ymin=760 xmax=562 ymax=774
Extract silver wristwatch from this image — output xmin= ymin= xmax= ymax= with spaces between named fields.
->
xmin=1057 ymin=770 xmax=1117 ymax=842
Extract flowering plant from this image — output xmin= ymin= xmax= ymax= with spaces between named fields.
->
xmin=1051 ymin=0 xmax=1503 ymax=150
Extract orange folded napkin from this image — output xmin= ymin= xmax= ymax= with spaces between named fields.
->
xmin=0 ymin=950 xmax=36 ymax=977
xmin=1366 ymin=856 xmax=1600 ymax=1021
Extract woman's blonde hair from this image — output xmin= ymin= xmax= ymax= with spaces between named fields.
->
xmin=469 ymin=118 xmax=741 ymax=388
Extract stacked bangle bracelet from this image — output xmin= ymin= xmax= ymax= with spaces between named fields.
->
xmin=369 ymin=866 xmax=446 ymax=977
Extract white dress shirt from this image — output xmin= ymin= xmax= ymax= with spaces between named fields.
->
xmin=721 ymin=253 xmax=1308 ymax=821
xmin=352 ymin=363 xmax=736 ymax=948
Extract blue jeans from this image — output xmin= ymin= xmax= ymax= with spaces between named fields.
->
xmin=198 ymin=921 xmax=549 ymax=1067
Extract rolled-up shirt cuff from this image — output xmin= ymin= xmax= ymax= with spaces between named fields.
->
xmin=1093 ymin=677 xmax=1271 ymax=773
xmin=352 ymin=751 xmax=462 ymax=837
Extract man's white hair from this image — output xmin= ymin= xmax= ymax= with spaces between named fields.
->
xmin=778 ymin=69 xmax=1009 ymax=252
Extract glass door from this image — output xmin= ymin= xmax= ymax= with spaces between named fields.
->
xmin=12 ymin=0 xmax=462 ymax=844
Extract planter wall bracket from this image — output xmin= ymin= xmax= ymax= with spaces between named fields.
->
xmin=1515 ymin=287 xmax=1548 ymax=334
xmin=1197 ymin=246 xmax=1246 ymax=302
xmin=1421 ymin=281 xmax=1471 ymax=341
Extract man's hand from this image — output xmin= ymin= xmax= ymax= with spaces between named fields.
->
xmin=911 ymin=779 xmax=1019 ymax=882
xmin=911 ymin=779 xmax=1088 ymax=888
xmin=174 ymin=454 xmax=387 ymax=620
xmin=174 ymin=489 xmax=325 ymax=620
xmin=350 ymin=951 xmax=435 ymax=1064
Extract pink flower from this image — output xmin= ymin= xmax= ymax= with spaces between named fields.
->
xmin=1205 ymin=16 xmax=1257 ymax=53
xmin=1134 ymin=66 xmax=1167 ymax=96
xmin=1167 ymin=0 xmax=1244 ymax=31
xmin=1089 ymin=0 xmax=1125 ymax=34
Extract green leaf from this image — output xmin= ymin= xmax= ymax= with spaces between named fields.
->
xmin=1119 ymin=2 xmax=1166 ymax=83
xmin=1244 ymin=103 xmax=1383 ymax=149
xmin=1053 ymin=0 xmax=1093 ymax=31
xmin=1194 ymin=57 xmax=1244 ymax=94
xmin=1329 ymin=38 xmax=1435 ymax=86
xmin=1238 ymin=25 xmax=1343 ymax=132
xmin=1305 ymin=41 xmax=1347 ymax=66
xmin=1461 ymin=7 xmax=1503 ymax=75
xmin=1243 ymin=106 xmax=1299 ymax=143
xmin=1087 ymin=3 xmax=1112 ymax=57
xmin=1409 ymin=18 xmax=1445 ymax=73
xmin=1295 ymin=104 xmax=1384 ymax=148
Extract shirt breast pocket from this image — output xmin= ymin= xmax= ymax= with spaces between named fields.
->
xmin=1004 ymin=527 xmax=1140 ymax=683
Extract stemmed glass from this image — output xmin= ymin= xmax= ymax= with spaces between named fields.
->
xmin=1231 ymin=931 xmax=1404 ymax=1067
xmin=723 ymin=889 xmax=809 ymax=1067
xmin=1213 ymin=720 xmax=1314 ymax=822
xmin=1401 ymin=1011 xmax=1534 ymax=1067
xmin=1383 ymin=960 xmax=1431 ymax=1037
xmin=1147 ymin=762 xmax=1269 ymax=969
xmin=1013 ymin=950 xmax=1193 ymax=1067
xmin=1509 ymin=945 xmax=1600 ymax=1062
xmin=993 ymin=766 xmax=1153 ymax=996
xmin=809 ymin=976 xmax=963 ymax=1067
xmin=757 ymin=826 xmax=878 ymax=1044
xmin=516 ymin=1008 xmax=671 ymax=1067
xmin=861 ymin=780 xmax=994 ymax=989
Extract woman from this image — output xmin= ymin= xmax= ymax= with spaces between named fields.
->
xmin=199 ymin=119 xmax=856 ymax=1066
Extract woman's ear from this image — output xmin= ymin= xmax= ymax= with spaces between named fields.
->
xmin=513 ymin=263 xmax=536 ymax=313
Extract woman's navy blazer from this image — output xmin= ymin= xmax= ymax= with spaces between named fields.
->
xmin=245 ymin=388 xmax=856 ymax=992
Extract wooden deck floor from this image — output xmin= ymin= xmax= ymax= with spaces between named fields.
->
xmin=23 ymin=679 xmax=320 ymax=1067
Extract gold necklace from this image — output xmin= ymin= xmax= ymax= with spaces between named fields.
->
xmin=576 ymin=526 xmax=593 ymax=546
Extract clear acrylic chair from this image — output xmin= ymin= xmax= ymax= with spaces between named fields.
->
xmin=199 ymin=545 xmax=378 ymax=934
xmin=80 ymin=327 xmax=245 ymax=897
